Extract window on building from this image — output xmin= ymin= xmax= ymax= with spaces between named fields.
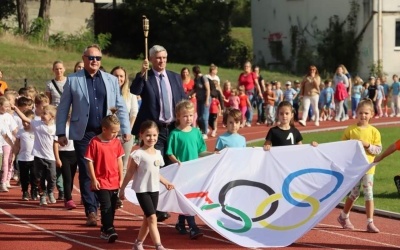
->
xmin=396 ymin=20 xmax=400 ymax=47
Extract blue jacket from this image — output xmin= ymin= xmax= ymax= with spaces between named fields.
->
xmin=56 ymin=69 xmax=130 ymax=140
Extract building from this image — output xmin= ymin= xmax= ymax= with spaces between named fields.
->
xmin=16 ymin=0 xmax=122 ymax=35
xmin=252 ymin=0 xmax=400 ymax=79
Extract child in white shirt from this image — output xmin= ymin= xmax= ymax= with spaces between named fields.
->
xmin=13 ymin=104 xmax=57 ymax=206
xmin=14 ymin=109 xmax=37 ymax=200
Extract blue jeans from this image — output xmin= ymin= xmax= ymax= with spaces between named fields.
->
xmin=252 ymin=95 xmax=264 ymax=123
xmin=197 ymin=98 xmax=210 ymax=134
xmin=343 ymin=99 xmax=348 ymax=116
xmin=351 ymin=97 xmax=360 ymax=117
xmin=245 ymin=92 xmax=255 ymax=123
xmin=74 ymin=131 xmax=98 ymax=216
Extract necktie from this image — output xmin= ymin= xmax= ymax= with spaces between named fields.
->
xmin=159 ymin=74 xmax=171 ymax=120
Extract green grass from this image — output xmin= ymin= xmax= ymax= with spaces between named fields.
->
xmin=231 ymin=27 xmax=253 ymax=49
xmin=249 ymin=126 xmax=400 ymax=213
xmin=0 ymin=33 xmax=299 ymax=92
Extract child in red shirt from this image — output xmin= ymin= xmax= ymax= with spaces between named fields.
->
xmin=238 ymin=85 xmax=251 ymax=127
xmin=222 ymin=80 xmax=232 ymax=127
xmin=85 ymin=111 xmax=124 ymax=243
xmin=208 ymin=93 xmax=221 ymax=137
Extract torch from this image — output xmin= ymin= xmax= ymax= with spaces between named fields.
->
xmin=143 ymin=15 xmax=149 ymax=81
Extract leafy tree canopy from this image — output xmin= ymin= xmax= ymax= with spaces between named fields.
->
xmin=0 ymin=0 xmax=17 ymax=22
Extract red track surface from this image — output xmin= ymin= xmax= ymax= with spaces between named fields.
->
xmin=1 ymin=117 xmax=400 ymax=250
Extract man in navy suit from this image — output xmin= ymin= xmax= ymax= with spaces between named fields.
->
xmin=131 ymin=45 xmax=186 ymax=221
xmin=56 ymin=44 xmax=130 ymax=226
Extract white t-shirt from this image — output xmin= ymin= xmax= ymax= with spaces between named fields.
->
xmin=0 ymin=112 xmax=18 ymax=146
xmin=46 ymin=78 xmax=67 ymax=106
xmin=130 ymin=148 xmax=164 ymax=193
xmin=126 ymin=93 xmax=139 ymax=118
xmin=205 ymin=74 xmax=221 ymax=85
xmin=0 ymin=123 xmax=6 ymax=153
xmin=31 ymin=120 xmax=56 ymax=161
xmin=13 ymin=113 xmax=23 ymax=130
xmin=54 ymin=126 xmax=74 ymax=151
xmin=16 ymin=128 xmax=34 ymax=161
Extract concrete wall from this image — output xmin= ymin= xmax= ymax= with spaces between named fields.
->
xmin=26 ymin=0 xmax=94 ymax=35
xmin=251 ymin=0 xmax=400 ymax=78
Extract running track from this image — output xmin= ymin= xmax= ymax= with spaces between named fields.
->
xmin=1 ymin=117 xmax=400 ymax=249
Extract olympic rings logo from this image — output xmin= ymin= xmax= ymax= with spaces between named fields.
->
xmin=185 ymin=168 xmax=343 ymax=233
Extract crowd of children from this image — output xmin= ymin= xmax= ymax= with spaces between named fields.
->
xmin=1 ymin=65 xmax=399 ymax=249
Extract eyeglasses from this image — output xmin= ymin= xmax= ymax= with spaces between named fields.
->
xmin=84 ymin=55 xmax=102 ymax=61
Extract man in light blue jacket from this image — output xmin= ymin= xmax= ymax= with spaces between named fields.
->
xmin=56 ymin=44 xmax=130 ymax=226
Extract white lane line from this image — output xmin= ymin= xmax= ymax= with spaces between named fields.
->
xmin=315 ymin=227 xmax=400 ymax=248
xmin=0 ymin=208 xmax=106 ymax=250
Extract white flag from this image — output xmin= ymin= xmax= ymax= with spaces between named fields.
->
xmin=125 ymin=140 xmax=373 ymax=248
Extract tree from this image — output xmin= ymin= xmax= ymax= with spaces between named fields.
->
xmin=38 ymin=0 xmax=51 ymax=41
xmin=98 ymin=0 xmax=249 ymax=67
xmin=16 ymin=0 xmax=28 ymax=33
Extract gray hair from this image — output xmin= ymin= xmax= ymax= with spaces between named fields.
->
xmin=83 ymin=44 xmax=102 ymax=55
xmin=149 ymin=45 xmax=167 ymax=58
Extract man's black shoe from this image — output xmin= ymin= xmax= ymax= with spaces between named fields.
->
xmin=156 ymin=211 xmax=170 ymax=222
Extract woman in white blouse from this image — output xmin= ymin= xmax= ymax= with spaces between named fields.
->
xmin=111 ymin=66 xmax=139 ymax=174
xmin=45 ymin=61 xmax=66 ymax=107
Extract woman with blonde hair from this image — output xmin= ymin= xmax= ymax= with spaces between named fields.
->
xmin=298 ymin=65 xmax=321 ymax=127
xmin=110 ymin=66 xmax=139 ymax=174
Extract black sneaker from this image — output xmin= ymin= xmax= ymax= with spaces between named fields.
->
xmin=57 ymin=192 xmax=64 ymax=201
xmin=22 ymin=191 xmax=30 ymax=201
xmin=100 ymin=227 xmax=118 ymax=243
xmin=189 ymin=227 xmax=203 ymax=240
xmin=175 ymin=223 xmax=188 ymax=235
xmin=31 ymin=189 xmax=39 ymax=201
xmin=394 ymin=175 xmax=400 ymax=194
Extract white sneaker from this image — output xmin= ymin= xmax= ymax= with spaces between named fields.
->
xmin=396 ymin=114 xmax=400 ymax=118
xmin=390 ymin=113 xmax=395 ymax=117
xmin=202 ymin=134 xmax=208 ymax=140
xmin=6 ymin=181 xmax=11 ymax=188
xmin=311 ymin=115 xmax=315 ymax=121
xmin=384 ymin=113 xmax=388 ymax=117
xmin=48 ymin=192 xmax=57 ymax=204
xmin=0 ymin=183 xmax=9 ymax=192
xmin=344 ymin=115 xmax=349 ymax=121
xmin=334 ymin=117 xmax=341 ymax=122
xmin=211 ymin=130 xmax=216 ymax=137
xmin=298 ymin=120 xmax=306 ymax=126
xmin=40 ymin=195 xmax=48 ymax=206
xmin=315 ymin=122 xmax=320 ymax=127
xmin=245 ymin=122 xmax=251 ymax=127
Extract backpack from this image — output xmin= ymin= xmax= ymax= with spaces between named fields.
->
xmin=334 ymin=82 xmax=348 ymax=101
